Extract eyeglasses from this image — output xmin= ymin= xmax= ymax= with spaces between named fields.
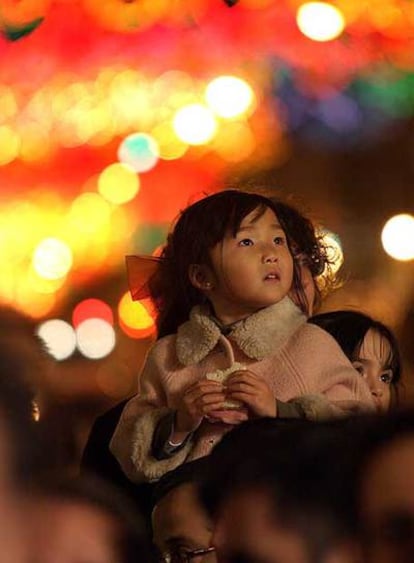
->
xmin=159 ymin=546 xmax=216 ymax=563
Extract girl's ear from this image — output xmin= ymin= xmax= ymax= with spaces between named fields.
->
xmin=188 ymin=264 xmax=214 ymax=291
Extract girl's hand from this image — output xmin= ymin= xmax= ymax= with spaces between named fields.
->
xmin=226 ymin=370 xmax=277 ymax=418
xmin=174 ymin=380 xmax=227 ymax=435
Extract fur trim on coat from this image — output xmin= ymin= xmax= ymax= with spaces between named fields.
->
xmin=290 ymin=394 xmax=370 ymax=421
xmin=130 ymin=407 xmax=194 ymax=482
xmin=176 ymin=296 xmax=306 ymax=365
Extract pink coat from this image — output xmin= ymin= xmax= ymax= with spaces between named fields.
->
xmin=110 ymin=298 xmax=374 ymax=482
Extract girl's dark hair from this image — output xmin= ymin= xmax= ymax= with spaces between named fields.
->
xmin=309 ymin=310 xmax=402 ymax=404
xmin=149 ymin=190 xmax=331 ymax=338
xmin=272 ymin=198 xmax=334 ymax=312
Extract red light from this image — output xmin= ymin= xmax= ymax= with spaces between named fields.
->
xmin=72 ymin=298 xmax=114 ymax=328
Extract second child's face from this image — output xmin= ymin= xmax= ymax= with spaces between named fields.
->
xmin=207 ymin=207 xmax=294 ymax=324
xmin=352 ymin=329 xmax=394 ymax=413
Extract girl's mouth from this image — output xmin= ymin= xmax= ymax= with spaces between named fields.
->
xmin=264 ymin=272 xmax=280 ymax=281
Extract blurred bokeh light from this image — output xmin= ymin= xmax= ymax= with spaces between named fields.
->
xmin=76 ymin=318 xmax=116 ymax=359
xmin=319 ymin=229 xmax=344 ymax=274
xmin=72 ymin=298 xmax=114 ymax=328
xmin=37 ymin=319 xmax=77 ymax=361
xmin=297 ymin=2 xmax=346 ymax=42
xmin=381 ymin=214 xmax=414 ymax=261
xmin=117 ymin=133 xmax=159 ymax=173
xmin=32 ymin=238 xmax=73 ymax=281
xmin=118 ymin=292 xmax=155 ymax=339
xmin=98 ymin=163 xmax=140 ymax=205
xmin=205 ymin=76 xmax=255 ymax=119
xmin=173 ymin=104 xmax=218 ymax=145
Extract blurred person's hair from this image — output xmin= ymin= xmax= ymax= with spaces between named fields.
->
xmin=0 ymin=305 xmax=50 ymax=370
xmin=200 ymin=417 xmax=365 ymax=562
xmin=29 ymin=473 xmax=155 ymax=563
xmin=0 ymin=305 xmax=77 ymax=484
xmin=151 ymin=458 xmax=210 ymax=510
xmin=349 ymin=409 xmax=414 ymax=503
xmin=0 ymin=337 xmax=42 ymax=485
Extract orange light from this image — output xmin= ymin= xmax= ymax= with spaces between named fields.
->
xmin=81 ymin=0 xmax=170 ymax=33
xmin=118 ymin=292 xmax=156 ymax=339
xmin=0 ymin=0 xmax=51 ymax=25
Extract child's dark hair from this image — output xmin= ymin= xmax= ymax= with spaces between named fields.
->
xmin=149 ymin=190 xmax=331 ymax=338
xmin=272 ymin=198 xmax=334 ymax=312
xmin=309 ymin=310 xmax=402 ymax=406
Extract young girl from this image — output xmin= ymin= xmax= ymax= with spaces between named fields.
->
xmin=110 ymin=190 xmax=374 ymax=482
xmin=309 ymin=310 xmax=402 ymax=413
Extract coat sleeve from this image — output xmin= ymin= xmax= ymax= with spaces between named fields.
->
xmin=288 ymin=394 xmax=370 ymax=420
xmin=285 ymin=324 xmax=375 ymax=414
xmin=278 ymin=394 xmax=367 ymax=421
xmin=109 ymin=342 xmax=194 ymax=483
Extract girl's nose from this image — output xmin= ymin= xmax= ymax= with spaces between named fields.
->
xmin=262 ymin=244 xmax=279 ymax=263
xmin=371 ymin=386 xmax=383 ymax=398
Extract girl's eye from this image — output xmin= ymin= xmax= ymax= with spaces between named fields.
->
xmin=238 ymin=238 xmax=254 ymax=247
xmin=273 ymin=236 xmax=285 ymax=245
xmin=352 ymin=361 xmax=365 ymax=376
xmin=380 ymin=371 xmax=393 ymax=384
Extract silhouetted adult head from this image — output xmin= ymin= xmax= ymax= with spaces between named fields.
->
xmin=26 ymin=474 xmax=154 ymax=563
xmin=152 ymin=459 xmax=215 ymax=563
xmin=352 ymin=410 xmax=414 ymax=563
xmin=200 ymin=418 xmax=362 ymax=563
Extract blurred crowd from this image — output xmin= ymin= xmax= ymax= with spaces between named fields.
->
xmin=1 ymin=301 xmax=414 ymax=563
xmin=0 ymin=304 xmax=152 ymax=563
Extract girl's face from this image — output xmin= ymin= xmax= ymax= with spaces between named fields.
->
xmin=352 ymin=329 xmax=394 ymax=413
xmin=203 ymin=206 xmax=294 ymax=324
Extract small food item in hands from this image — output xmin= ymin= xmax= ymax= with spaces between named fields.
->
xmin=206 ymin=362 xmax=245 ymax=408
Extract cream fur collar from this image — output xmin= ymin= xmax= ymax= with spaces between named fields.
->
xmin=176 ymin=296 xmax=306 ymax=366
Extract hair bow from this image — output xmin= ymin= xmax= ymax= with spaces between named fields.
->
xmin=125 ymin=255 xmax=161 ymax=301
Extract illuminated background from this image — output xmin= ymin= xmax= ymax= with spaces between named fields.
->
xmin=1 ymin=0 xmax=414 ymax=452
